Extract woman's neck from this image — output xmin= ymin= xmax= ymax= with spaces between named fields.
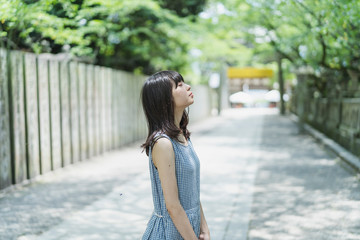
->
xmin=174 ymin=108 xmax=184 ymax=128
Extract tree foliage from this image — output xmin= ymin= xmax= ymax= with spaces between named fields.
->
xmin=157 ymin=0 xmax=207 ymax=17
xmin=243 ymin=0 xmax=360 ymax=72
xmin=203 ymin=0 xmax=360 ymax=95
xmin=1 ymin=0 xmax=359 ymax=88
xmin=0 ymin=0 xmax=206 ymax=74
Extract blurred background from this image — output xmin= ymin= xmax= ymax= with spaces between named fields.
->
xmin=0 ymin=0 xmax=360 ymax=239
xmin=1 ymin=0 xmax=359 ymax=187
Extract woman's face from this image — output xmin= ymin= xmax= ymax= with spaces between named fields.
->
xmin=172 ymin=81 xmax=194 ymax=109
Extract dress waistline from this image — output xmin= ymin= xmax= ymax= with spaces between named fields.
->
xmin=153 ymin=205 xmax=200 ymax=218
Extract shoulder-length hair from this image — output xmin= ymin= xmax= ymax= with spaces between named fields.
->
xmin=141 ymin=70 xmax=190 ymax=156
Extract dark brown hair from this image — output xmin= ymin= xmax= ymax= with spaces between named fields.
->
xmin=141 ymin=70 xmax=190 ymax=156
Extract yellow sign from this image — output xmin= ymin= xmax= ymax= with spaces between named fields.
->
xmin=227 ymin=67 xmax=273 ymax=78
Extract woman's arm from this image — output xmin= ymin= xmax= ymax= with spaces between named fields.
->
xmin=199 ymin=203 xmax=210 ymax=240
xmin=152 ymin=138 xmax=198 ymax=240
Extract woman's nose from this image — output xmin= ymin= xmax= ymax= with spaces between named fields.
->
xmin=187 ymin=84 xmax=191 ymax=90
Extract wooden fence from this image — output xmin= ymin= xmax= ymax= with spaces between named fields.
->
xmin=0 ymin=49 xmax=148 ymax=190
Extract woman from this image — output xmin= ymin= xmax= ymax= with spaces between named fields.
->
xmin=141 ymin=70 xmax=210 ymax=240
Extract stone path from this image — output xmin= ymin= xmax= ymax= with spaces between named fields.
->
xmin=247 ymin=113 xmax=360 ymax=240
xmin=1 ymin=108 xmax=359 ymax=240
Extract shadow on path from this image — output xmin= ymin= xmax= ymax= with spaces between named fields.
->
xmin=1 ymin=109 xmax=359 ymax=240
xmin=247 ymin=114 xmax=360 ymax=240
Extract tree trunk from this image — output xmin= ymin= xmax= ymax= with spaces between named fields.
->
xmin=277 ymin=54 xmax=286 ymax=115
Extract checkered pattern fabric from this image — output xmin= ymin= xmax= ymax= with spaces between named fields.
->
xmin=142 ymin=133 xmax=201 ymax=240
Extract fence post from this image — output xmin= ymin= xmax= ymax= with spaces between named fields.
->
xmin=106 ymin=68 xmax=113 ymax=150
xmin=49 ymin=59 xmax=62 ymax=170
xmin=0 ymin=48 xmax=12 ymax=189
xmin=93 ymin=65 xmax=101 ymax=156
xmin=59 ymin=60 xmax=72 ymax=167
xmin=24 ymin=52 xmax=40 ymax=178
xmin=37 ymin=55 xmax=52 ymax=174
xmin=68 ymin=61 xmax=80 ymax=164
xmin=86 ymin=64 xmax=95 ymax=158
xmin=78 ymin=63 xmax=88 ymax=161
xmin=9 ymin=51 xmax=27 ymax=184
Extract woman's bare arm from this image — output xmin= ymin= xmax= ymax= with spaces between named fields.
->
xmin=199 ymin=203 xmax=210 ymax=240
xmin=152 ymin=138 xmax=198 ymax=240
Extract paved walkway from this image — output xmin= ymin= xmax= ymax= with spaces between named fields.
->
xmin=247 ymin=112 xmax=360 ymax=240
xmin=0 ymin=108 xmax=359 ymax=240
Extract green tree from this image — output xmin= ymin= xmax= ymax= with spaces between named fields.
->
xmin=203 ymin=0 xmax=360 ymax=96
xmin=156 ymin=0 xmax=207 ymax=17
xmin=0 ymin=0 xmax=203 ymax=74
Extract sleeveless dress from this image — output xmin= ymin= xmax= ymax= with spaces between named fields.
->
xmin=142 ymin=133 xmax=201 ymax=240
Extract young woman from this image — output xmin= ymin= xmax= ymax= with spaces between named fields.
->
xmin=141 ymin=71 xmax=210 ymax=240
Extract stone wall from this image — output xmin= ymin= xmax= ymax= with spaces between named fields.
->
xmin=291 ymin=73 xmax=360 ymax=158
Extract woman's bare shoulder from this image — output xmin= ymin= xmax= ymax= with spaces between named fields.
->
xmin=153 ymin=137 xmax=173 ymax=153
xmin=152 ymin=137 xmax=175 ymax=168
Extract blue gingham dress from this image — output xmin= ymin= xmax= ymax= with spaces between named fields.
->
xmin=142 ymin=133 xmax=201 ymax=240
